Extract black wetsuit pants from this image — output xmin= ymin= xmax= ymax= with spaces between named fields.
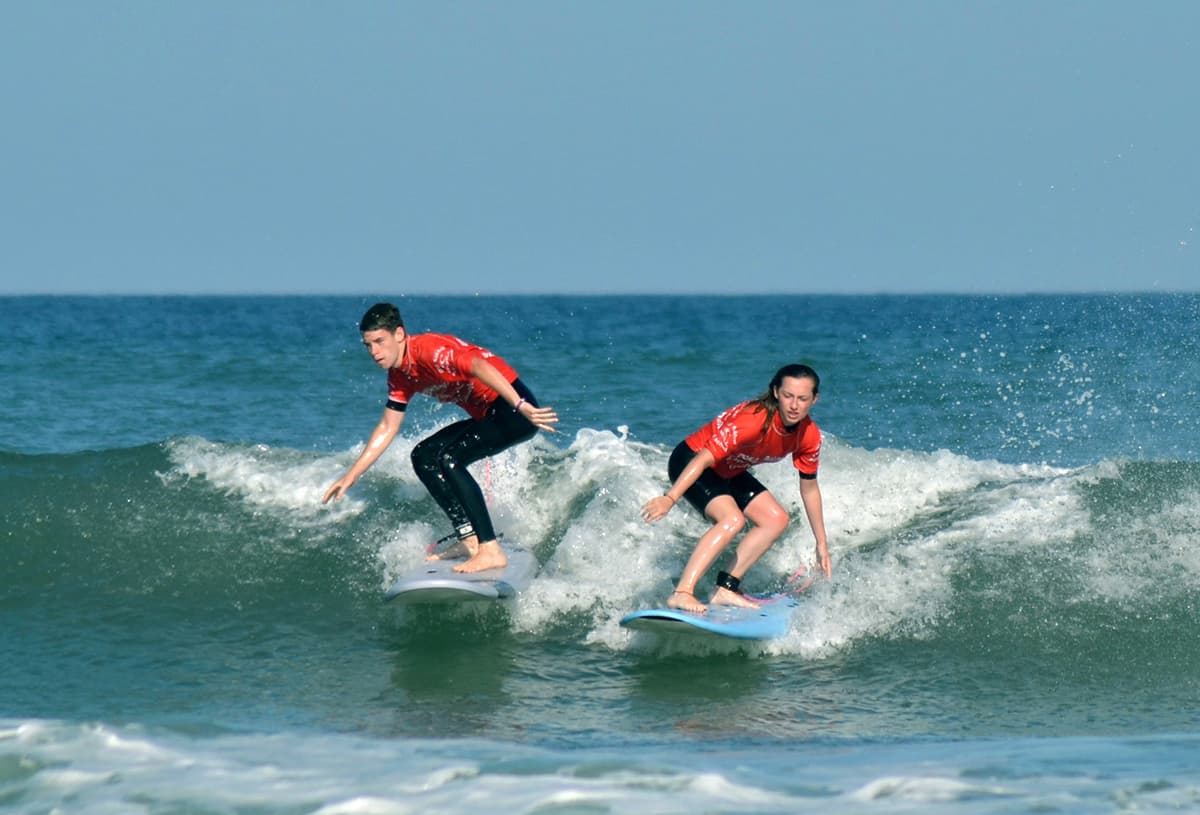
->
xmin=410 ymin=379 xmax=538 ymax=543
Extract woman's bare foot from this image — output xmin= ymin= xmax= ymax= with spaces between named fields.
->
xmin=426 ymin=540 xmax=475 ymax=562
xmin=666 ymin=589 xmax=707 ymax=614
xmin=453 ymin=540 xmax=507 ymax=573
xmin=709 ymin=586 xmax=761 ymax=608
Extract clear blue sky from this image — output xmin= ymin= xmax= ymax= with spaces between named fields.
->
xmin=3 ymin=2 xmax=1197 ymax=295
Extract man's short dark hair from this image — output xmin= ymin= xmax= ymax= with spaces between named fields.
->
xmin=360 ymin=302 xmax=404 ymax=333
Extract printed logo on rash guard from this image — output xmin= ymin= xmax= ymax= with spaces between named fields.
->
xmin=709 ymin=409 xmax=751 ymax=466
xmin=430 ymin=345 xmax=460 ymax=377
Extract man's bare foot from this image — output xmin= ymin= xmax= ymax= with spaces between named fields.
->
xmin=666 ymin=590 xmax=707 ymax=614
xmin=453 ymin=540 xmax=507 ymax=573
xmin=709 ymin=586 xmax=761 ymax=608
xmin=426 ymin=540 xmax=476 ymax=562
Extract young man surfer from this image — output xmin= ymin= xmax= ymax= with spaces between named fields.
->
xmin=641 ymin=364 xmax=831 ymax=613
xmin=323 ymin=302 xmax=558 ymax=573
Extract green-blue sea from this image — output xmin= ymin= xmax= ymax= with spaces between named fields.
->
xmin=4 ymin=294 xmax=1200 ymax=814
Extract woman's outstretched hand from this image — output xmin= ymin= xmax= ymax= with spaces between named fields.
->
xmin=641 ymin=495 xmax=675 ymax=523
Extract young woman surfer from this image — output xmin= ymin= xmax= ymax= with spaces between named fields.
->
xmin=641 ymin=364 xmax=831 ymax=613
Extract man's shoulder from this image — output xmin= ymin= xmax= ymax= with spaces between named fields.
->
xmin=409 ymin=332 xmax=472 ymax=353
xmin=407 ymin=332 xmax=448 ymax=358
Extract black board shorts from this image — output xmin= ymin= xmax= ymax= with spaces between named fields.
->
xmin=667 ymin=441 xmax=769 ymax=516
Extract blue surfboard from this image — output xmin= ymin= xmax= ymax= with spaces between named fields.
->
xmin=619 ymin=593 xmax=800 ymax=640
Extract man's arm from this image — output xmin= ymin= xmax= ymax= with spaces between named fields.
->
xmin=469 ymin=356 xmax=558 ymax=432
xmin=322 ymin=406 xmax=405 ymax=503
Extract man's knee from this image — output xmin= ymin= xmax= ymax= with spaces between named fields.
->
xmin=411 ymin=439 xmax=445 ymax=479
xmin=410 ymin=440 xmax=430 ymax=469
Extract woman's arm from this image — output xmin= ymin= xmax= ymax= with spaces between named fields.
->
xmin=641 ymin=448 xmax=716 ymax=522
xmin=799 ymin=476 xmax=831 ymax=576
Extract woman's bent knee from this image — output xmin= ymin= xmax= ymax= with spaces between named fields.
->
xmin=714 ymin=513 xmax=746 ymax=536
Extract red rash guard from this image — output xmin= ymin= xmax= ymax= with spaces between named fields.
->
xmin=386 ymin=333 xmax=519 ymax=420
xmin=686 ymin=400 xmax=822 ymax=479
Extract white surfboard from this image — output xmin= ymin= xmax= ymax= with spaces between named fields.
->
xmin=620 ymin=593 xmax=800 ymax=640
xmin=384 ymin=544 xmax=538 ymax=604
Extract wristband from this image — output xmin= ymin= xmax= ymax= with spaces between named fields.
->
xmin=514 ymin=398 xmax=526 ymax=411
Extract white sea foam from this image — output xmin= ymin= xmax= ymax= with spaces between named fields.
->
xmin=6 ymin=720 xmax=1200 ymax=815
xmin=511 ymin=429 xmax=1091 ymax=654
xmin=160 ymin=426 xmax=1152 ymax=658
xmin=164 ymin=436 xmax=372 ymax=524
xmin=851 ymin=774 xmax=1014 ymax=802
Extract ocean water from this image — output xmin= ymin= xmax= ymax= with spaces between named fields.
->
xmin=3 ymin=293 xmax=1200 ymax=814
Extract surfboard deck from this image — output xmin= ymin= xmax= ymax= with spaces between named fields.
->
xmin=384 ymin=545 xmax=537 ymax=604
xmin=619 ymin=593 xmax=800 ymax=640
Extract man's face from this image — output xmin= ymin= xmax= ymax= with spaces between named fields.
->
xmin=361 ymin=327 xmax=405 ymax=369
